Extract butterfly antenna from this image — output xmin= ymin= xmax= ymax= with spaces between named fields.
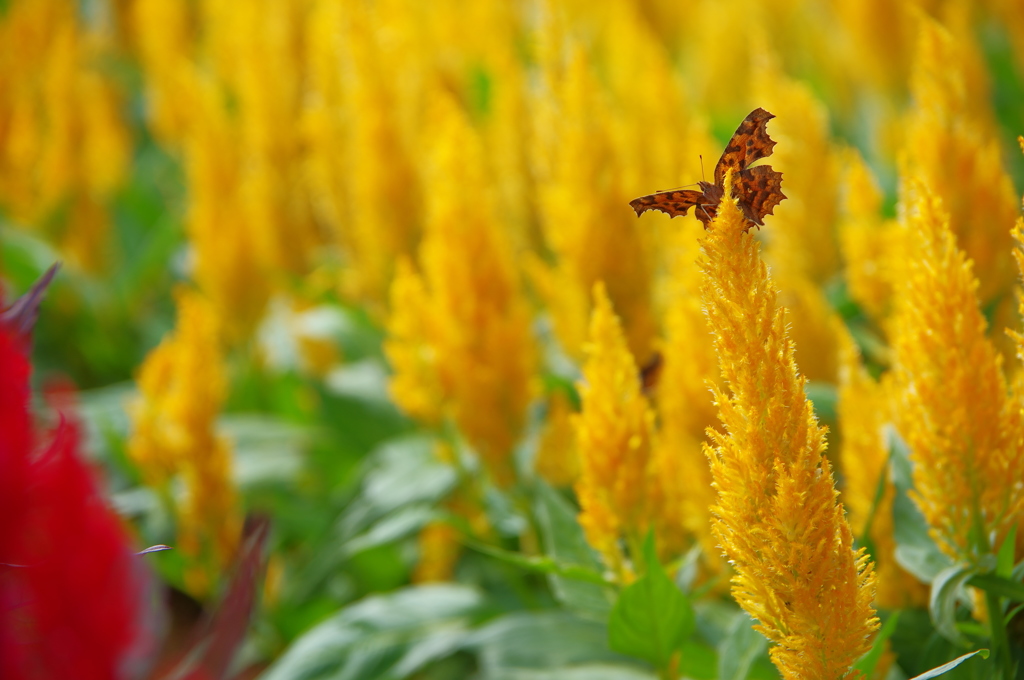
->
xmin=699 ymin=155 xmax=706 ymax=182
xmin=654 ymin=182 xmax=700 ymax=192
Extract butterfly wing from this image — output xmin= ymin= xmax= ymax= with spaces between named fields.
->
xmin=629 ymin=189 xmax=707 ymax=219
xmin=713 ymin=108 xmax=778 ymax=187
xmin=736 ymin=165 xmax=786 ymax=226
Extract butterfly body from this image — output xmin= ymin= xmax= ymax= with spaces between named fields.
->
xmin=629 ymin=108 xmax=786 ymax=230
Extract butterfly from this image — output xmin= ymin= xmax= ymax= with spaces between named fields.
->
xmin=629 ymin=108 xmax=786 ymax=230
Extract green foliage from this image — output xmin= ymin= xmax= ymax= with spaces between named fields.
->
xmin=533 ymin=482 xmax=615 ymax=620
xmin=854 ymin=612 xmax=900 ymax=679
xmin=889 ymin=431 xmax=954 ymax=582
xmin=608 ymin=535 xmax=694 ymax=669
xmin=717 ymin=611 xmax=768 ymax=680
xmin=909 ymin=649 xmax=990 ymax=680
xmin=260 ymin=585 xmax=486 ymax=680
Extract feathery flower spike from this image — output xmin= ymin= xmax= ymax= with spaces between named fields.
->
xmin=699 ymin=170 xmax=877 ymax=679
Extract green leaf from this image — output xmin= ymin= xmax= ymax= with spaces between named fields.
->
xmin=889 ymin=430 xmax=953 ymax=581
xmin=76 ymin=382 xmax=137 ymax=460
xmin=222 ymin=415 xmax=308 ymax=489
xmin=804 ymin=381 xmax=837 ymax=423
xmin=323 ymin=359 xmax=392 ymax=404
xmin=389 ymin=627 xmax=475 ymax=678
xmin=470 ymin=611 xmax=635 ymax=671
xmin=930 ymin=565 xmax=978 ymax=645
xmin=338 ymin=436 xmax=457 ymax=540
xmin=465 ymin=539 xmax=608 ymax=585
xmin=674 ymin=542 xmax=703 ymax=594
xmin=340 ymin=505 xmax=436 ymax=557
xmin=477 ymin=665 xmax=656 ymax=680
xmin=534 ymin=482 xmax=615 ymax=620
xmin=908 ymin=649 xmax=989 ymax=680
xmin=678 ymin=638 xmax=720 ymax=680
xmin=290 ymin=437 xmax=456 ymax=602
xmin=260 ymin=584 xmax=485 ymax=680
xmin=608 ymin=536 xmax=695 ymax=667
xmin=0 ymin=225 xmax=62 ymax=288
xmin=717 ymin=611 xmax=767 ymax=680
xmin=854 ymin=444 xmax=893 ymax=559
xmin=692 ymin=600 xmax=742 ymax=647
xmin=853 ymin=611 xmax=900 ymax=678
xmin=967 ymin=573 xmax=1024 ymax=604
xmin=996 ymin=525 xmax=1017 ymax=578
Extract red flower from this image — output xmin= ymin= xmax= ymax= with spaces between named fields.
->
xmin=0 ymin=323 xmax=155 ymax=680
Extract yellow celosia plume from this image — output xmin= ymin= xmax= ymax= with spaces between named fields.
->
xmin=574 ymin=282 xmax=657 ymax=579
xmin=837 ymin=329 xmax=928 ymax=609
xmin=133 ymin=0 xmax=325 ymax=334
xmin=0 ymin=0 xmax=130 ymax=271
xmin=131 ymin=0 xmax=196 ymax=143
xmin=837 ymin=149 xmax=897 ymax=324
xmin=892 ymin=180 xmax=1024 ymax=564
xmin=832 ymin=0 xmax=915 ymax=97
xmin=1008 ymin=136 xmax=1024 ymax=368
xmin=303 ymin=0 xmax=421 ymax=311
xmin=384 ymin=95 xmax=536 ymax=487
xmin=182 ymin=77 xmax=270 ymax=339
xmin=752 ymin=49 xmax=847 ymax=383
xmin=753 ymin=47 xmax=843 ymax=290
xmin=529 ymin=42 xmax=657 ymax=364
xmin=385 ymin=258 xmax=445 ymax=427
xmin=534 ymin=390 xmax=581 ymax=488
xmin=412 ymin=521 xmax=462 ymax=584
xmin=129 ymin=287 xmax=240 ymax=597
xmin=901 ymin=14 xmax=1018 ymax=313
xmin=701 ymin=171 xmax=877 ymax=678
xmin=653 ymin=228 xmax=721 ymax=565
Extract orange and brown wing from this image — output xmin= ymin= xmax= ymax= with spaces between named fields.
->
xmin=713 ymin=108 xmax=778 ymax=187
xmin=629 ymin=189 xmax=706 ymax=219
xmin=736 ymin=165 xmax=786 ymax=226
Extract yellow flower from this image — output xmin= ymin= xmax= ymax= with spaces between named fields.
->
xmin=674 ymin=0 xmax=758 ymax=119
xmin=129 ymin=287 xmax=241 ymax=597
xmin=130 ymin=0 xmax=196 ymax=143
xmin=385 ymin=258 xmax=445 ymax=427
xmin=701 ymin=171 xmax=877 ymax=678
xmin=777 ymin=276 xmax=843 ymax=384
xmin=752 ymin=49 xmax=845 ymax=383
xmin=221 ymin=0 xmax=322 ymax=280
xmin=652 ymin=228 xmax=722 ymax=566
xmin=901 ymin=13 xmax=1018 ymax=313
xmin=574 ymin=282 xmax=657 ymax=579
xmin=534 ymin=390 xmax=581 ymax=488
xmin=753 ymin=47 xmax=843 ymax=289
xmin=182 ymin=76 xmax=269 ymax=339
xmin=384 ymin=94 xmax=536 ymax=486
xmin=1009 ymin=136 xmax=1024 ymax=364
xmin=529 ymin=43 xmax=656 ymax=364
xmin=134 ymin=0 xmax=270 ymax=332
xmin=837 ymin=329 xmax=928 ymax=609
xmin=309 ymin=0 xmax=420 ymax=311
xmin=413 ymin=521 xmax=463 ymax=584
xmin=135 ymin=0 xmax=322 ymax=330
xmin=892 ymin=180 xmax=1024 ymax=564
xmin=453 ymin=1 xmax=536 ymax=253
xmin=0 ymin=0 xmax=130 ymax=271
xmin=837 ymin=149 xmax=897 ymax=323
xmin=831 ymin=0 xmax=915 ymax=96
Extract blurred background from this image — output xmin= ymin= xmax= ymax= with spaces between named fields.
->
xmin=2 ymin=0 xmax=1024 ymax=678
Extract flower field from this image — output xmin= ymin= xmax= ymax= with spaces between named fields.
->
xmin=3 ymin=0 xmax=1024 ymax=678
